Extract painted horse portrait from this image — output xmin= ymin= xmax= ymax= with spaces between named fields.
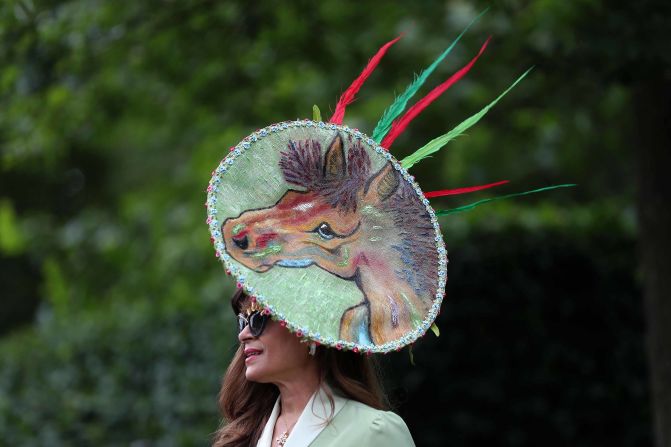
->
xmin=222 ymin=133 xmax=438 ymax=345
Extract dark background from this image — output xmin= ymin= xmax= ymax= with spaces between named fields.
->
xmin=1 ymin=1 xmax=668 ymax=445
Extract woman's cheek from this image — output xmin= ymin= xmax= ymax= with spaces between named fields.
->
xmin=245 ymin=348 xmax=275 ymax=382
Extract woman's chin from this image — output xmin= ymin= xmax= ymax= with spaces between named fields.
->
xmin=244 ymin=365 xmax=269 ymax=383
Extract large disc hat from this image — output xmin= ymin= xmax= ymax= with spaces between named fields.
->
xmin=206 ymin=14 xmax=573 ymax=354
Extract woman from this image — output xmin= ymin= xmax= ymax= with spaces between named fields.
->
xmin=204 ymin=32 xmax=477 ymax=447
xmin=205 ymin=22 xmax=554 ymax=447
xmin=212 ymin=289 xmax=416 ymax=447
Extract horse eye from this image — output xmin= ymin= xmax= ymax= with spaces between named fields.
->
xmin=316 ymin=222 xmax=335 ymax=240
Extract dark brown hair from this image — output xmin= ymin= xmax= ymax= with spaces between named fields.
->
xmin=211 ymin=289 xmax=389 ymax=447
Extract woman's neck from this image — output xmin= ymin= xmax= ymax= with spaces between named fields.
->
xmin=275 ymin=369 xmax=320 ymax=419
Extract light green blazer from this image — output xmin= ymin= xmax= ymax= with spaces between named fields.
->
xmin=310 ymin=398 xmax=415 ymax=446
xmin=257 ymin=386 xmax=415 ymax=447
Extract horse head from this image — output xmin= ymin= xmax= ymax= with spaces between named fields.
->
xmin=222 ymin=132 xmax=436 ymax=344
xmin=222 ymin=133 xmax=396 ymax=278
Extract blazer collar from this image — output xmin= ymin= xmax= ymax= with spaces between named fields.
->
xmin=257 ymin=385 xmax=347 ymax=447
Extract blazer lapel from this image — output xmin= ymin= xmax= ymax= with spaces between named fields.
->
xmin=257 ymin=396 xmax=281 ymax=447
xmin=285 ymin=386 xmax=347 ymax=447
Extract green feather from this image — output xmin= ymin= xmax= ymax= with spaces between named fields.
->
xmin=430 ymin=323 xmax=440 ymax=337
xmin=312 ymin=105 xmax=322 ymax=122
xmin=434 ymin=184 xmax=577 ymax=216
xmin=401 ymin=67 xmax=534 ymax=170
xmin=371 ymin=7 xmax=489 ymax=143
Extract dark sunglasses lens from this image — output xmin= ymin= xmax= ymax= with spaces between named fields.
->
xmin=249 ymin=312 xmax=267 ymax=336
xmin=237 ymin=315 xmax=246 ymax=333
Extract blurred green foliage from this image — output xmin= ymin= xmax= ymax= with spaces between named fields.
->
xmin=0 ymin=294 xmax=233 ymax=445
xmin=1 ymin=0 xmax=663 ymax=445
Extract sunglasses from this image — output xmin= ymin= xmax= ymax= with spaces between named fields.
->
xmin=237 ymin=310 xmax=269 ymax=337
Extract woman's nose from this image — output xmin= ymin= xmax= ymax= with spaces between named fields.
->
xmin=238 ymin=323 xmax=253 ymax=343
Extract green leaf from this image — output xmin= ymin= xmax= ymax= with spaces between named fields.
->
xmin=313 ymin=105 xmax=322 ymax=122
xmin=43 ymin=257 xmax=70 ymax=315
xmin=0 ymin=199 xmax=25 ymax=255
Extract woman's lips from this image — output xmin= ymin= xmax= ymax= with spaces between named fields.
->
xmin=244 ymin=348 xmax=263 ymax=364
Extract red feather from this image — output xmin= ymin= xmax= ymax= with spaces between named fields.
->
xmin=424 ymin=180 xmax=508 ymax=198
xmin=381 ymin=36 xmax=491 ymax=150
xmin=329 ymin=35 xmax=402 ymax=125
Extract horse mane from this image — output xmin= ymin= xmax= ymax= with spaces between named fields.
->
xmin=279 ymin=137 xmax=371 ymax=213
xmin=382 ymin=180 xmax=439 ymax=296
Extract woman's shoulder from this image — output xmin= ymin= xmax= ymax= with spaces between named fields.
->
xmin=311 ymin=397 xmax=415 ymax=446
xmin=342 ymin=400 xmax=414 ymax=438
xmin=339 ymin=398 xmax=404 ymax=423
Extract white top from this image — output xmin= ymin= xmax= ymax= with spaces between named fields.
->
xmin=256 ymin=386 xmax=348 ymax=447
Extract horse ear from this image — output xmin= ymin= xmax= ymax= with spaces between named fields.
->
xmin=363 ymin=163 xmax=399 ymax=204
xmin=323 ymin=134 xmax=346 ymax=179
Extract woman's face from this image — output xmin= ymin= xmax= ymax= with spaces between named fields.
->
xmin=237 ymin=305 xmax=314 ymax=384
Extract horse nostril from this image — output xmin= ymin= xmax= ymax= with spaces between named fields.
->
xmin=233 ymin=235 xmax=249 ymax=250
